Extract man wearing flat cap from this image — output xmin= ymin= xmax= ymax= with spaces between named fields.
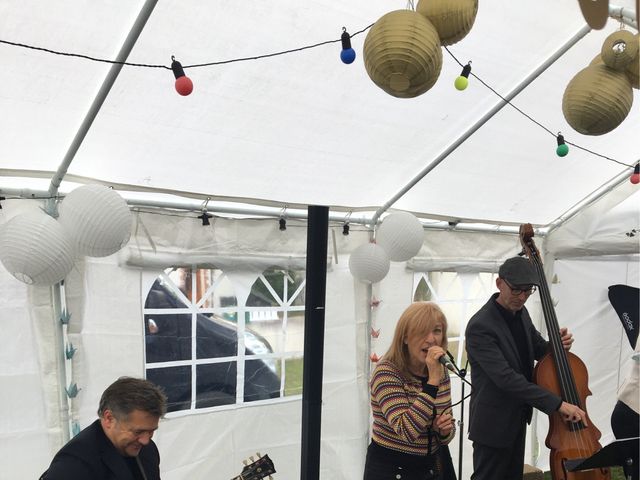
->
xmin=465 ymin=256 xmax=585 ymax=480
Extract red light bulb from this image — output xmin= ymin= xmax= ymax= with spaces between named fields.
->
xmin=631 ymin=164 xmax=640 ymax=184
xmin=175 ymin=76 xmax=193 ymax=96
xmin=171 ymin=56 xmax=193 ymax=96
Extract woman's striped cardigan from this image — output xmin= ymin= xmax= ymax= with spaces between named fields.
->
xmin=370 ymin=359 xmax=455 ymax=456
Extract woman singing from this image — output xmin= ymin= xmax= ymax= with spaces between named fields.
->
xmin=363 ymin=302 xmax=456 ymax=480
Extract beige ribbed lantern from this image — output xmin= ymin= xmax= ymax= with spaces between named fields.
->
xmin=601 ymin=30 xmax=638 ymax=71
xmin=562 ymin=64 xmax=634 ymax=135
xmin=590 ymin=49 xmax=638 ymax=89
xmin=416 ymin=0 xmax=478 ymax=46
xmin=363 ymin=10 xmax=442 ymax=98
xmin=625 ymin=33 xmax=639 ymax=89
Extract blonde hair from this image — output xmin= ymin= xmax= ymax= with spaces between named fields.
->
xmin=382 ymin=302 xmax=449 ymax=379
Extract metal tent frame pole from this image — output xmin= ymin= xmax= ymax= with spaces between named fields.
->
xmin=47 ymin=0 xmax=160 ymax=202
xmin=370 ymin=24 xmax=592 ymax=228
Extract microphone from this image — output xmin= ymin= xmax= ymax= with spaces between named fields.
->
xmin=439 ymin=354 xmax=456 ymax=372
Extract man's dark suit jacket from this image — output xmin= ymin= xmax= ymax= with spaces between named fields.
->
xmin=465 ymin=294 xmax=561 ymax=448
xmin=40 ymin=419 xmax=161 ymax=480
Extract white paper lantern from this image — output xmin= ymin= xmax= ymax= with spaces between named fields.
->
xmin=59 ymin=184 xmax=132 ymax=257
xmin=376 ymin=211 xmax=424 ymax=261
xmin=0 ymin=210 xmax=75 ymax=285
xmin=349 ymin=243 xmax=390 ymax=284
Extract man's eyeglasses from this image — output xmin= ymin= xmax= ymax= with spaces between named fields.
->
xmin=504 ymin=280 xmax=537 ymax=296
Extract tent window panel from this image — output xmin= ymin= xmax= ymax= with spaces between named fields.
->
xmin=196 ymin=314 xmax=238 ymax=360
xmin=144 ymin=277 xmax=188 ymax=309
xmin=244 ymin=359 xmax=281 ymax=403
xmin=147 ymin=366 xmax=192 ymax=413
xmin=267 ymin=357 xmax=304 ymax=398
xmin=413 ymin=277 xmax=431 ymax=301
xmin=246 ymin=269 xmax=305 ymax=307
xmin=143 ymin=265 xmax=305 ymax=414
xmin=244 ymin=309 xmax=305 ymax=356
xmin=145 ymin=313 xmax=192 ymax=363
xmin=438 ymin=303 xmax=464 ymax=338
xmin=197 ymin=270 xmax=237 ymax=309
xmin=196 ymin=362 xmax=237 ymax=408
xmin=282 ymin=357 xmax=303 ymax=397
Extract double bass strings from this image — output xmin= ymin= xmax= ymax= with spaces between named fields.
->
xmin=526 ymin=243 xmax=593 ymax=460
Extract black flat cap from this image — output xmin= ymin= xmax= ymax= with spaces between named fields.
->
xmin=498 ymin=256 xmax=539 ymax=286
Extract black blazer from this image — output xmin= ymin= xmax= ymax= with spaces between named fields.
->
xmin=40 ymin=420 xmax=161 ymax=480
xmin=465 ymin=295 xmax=561 ymax=448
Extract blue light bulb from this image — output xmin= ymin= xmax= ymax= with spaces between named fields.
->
xmin=340 ymin=29 xmax=356 ymax=64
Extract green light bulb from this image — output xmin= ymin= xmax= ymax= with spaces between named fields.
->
xmin=454 ymin=76 xmax=469 ymax=90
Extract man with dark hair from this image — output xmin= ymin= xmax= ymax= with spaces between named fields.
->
xmin=465 ymin=256 xmax=586 ymax=480
xmin=40 ymin=377 xmax=167 ymax=480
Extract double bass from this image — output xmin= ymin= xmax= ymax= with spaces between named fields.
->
xmin=520 ymin=224 xmax=610 ymax=480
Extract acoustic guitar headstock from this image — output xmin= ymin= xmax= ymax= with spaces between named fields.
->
xmin=232 ymin=453 xmax=276 ymax=480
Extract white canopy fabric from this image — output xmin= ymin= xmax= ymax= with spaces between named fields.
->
xmin=0 ymin=2 xmax=639 ymax=480
xmin=0 ymin=0 xmax=638 ymax=226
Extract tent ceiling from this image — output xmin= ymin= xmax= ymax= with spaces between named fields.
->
xmin=0 ymin=0 xmax=638 ymax=226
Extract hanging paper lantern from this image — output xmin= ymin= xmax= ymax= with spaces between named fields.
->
xmin=349 ymin=243 xmax=390 ymax=284
xmin=376 ymin=211 xmax=424 ymax=262
xmin=0 ymin=210 xmax=75 ymax=285
xmin=58 ymin=184 xmax=132 ymax=257
xmin=625 ymin=34 xmax=639 ymax=89
xmin=363 ymin=10 xmax=443 ymax=98
xmin=589 ymin=54 xmax=604 ymax=66
xmin=562 ymin=64 xmax=634 ymax=135
xmin=601 ymin=30 xmax=638 ymax=71
xmin=416 ymin=0 xmax=478 ymax=46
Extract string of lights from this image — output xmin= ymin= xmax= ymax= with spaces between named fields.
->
xmin=0 ymin=21 xmax=635 ymax=171
xmin=445 ymin=47 xmax=634 ymax=169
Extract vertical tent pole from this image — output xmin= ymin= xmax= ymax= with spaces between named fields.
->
xmin=300 ymin=205 xmax=329 ymax=480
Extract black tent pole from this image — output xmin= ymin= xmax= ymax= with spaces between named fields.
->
xmin=300 ymin=205 xmax=329 ymax=480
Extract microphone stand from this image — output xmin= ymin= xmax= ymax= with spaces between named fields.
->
xmin=456 ymin=358 xmax=469 ymax=480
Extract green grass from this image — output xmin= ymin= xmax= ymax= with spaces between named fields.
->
xmin=275 ymin=357 xmax=304 ymax=396
xmin=543 ymin=467 xmax=626 ymax=479
xmin=284 ymin=357 xmax=304 ymax=396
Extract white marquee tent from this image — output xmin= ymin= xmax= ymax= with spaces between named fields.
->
xmin=0 ymin=0 xmax=638 ymax=479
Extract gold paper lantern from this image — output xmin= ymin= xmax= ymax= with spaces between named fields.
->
xmin=624 ymin=33 xmax=639 ymax=89
xmin=562 ymin=64 xmax=634 ymax=136
xmin=601 ymin=30 xmax=638 ymax=71
xmin=363 ymin=10 xmax=442 ymax=98
xmin=589 ymin=54 xmax=604 ymax=66
xmin=416 ymin=0 xmax=478 ymax=46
